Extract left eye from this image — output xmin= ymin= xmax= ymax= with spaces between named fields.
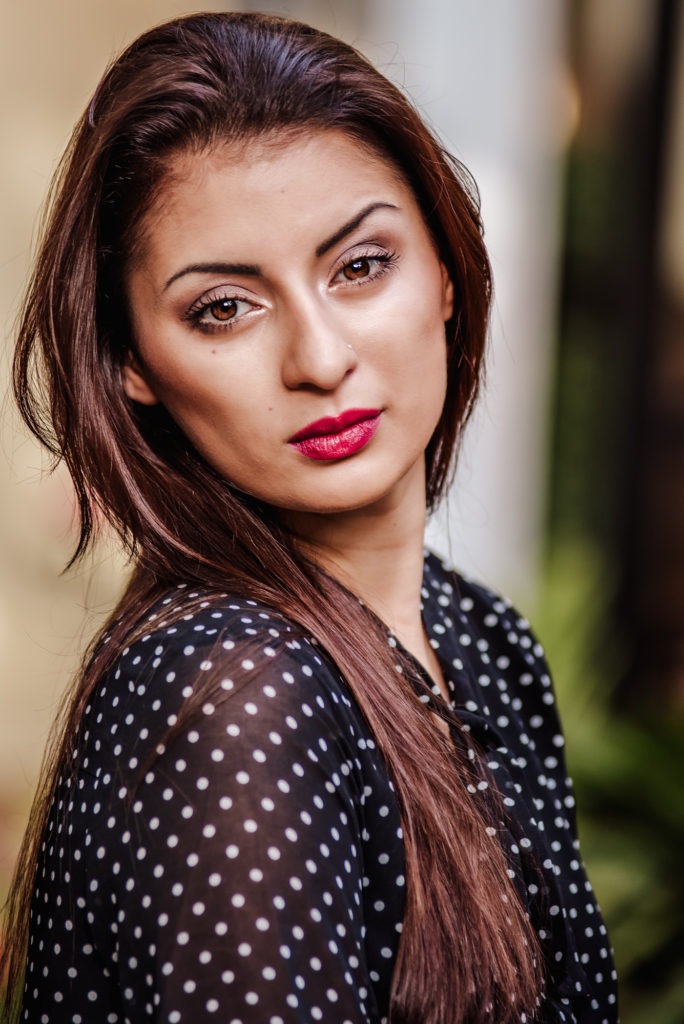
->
xmin=333 ymin=251 xmax=396 ymax=287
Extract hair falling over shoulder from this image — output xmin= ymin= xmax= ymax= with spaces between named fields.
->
xmin=2 ymin=13 xmax=543 ymax=1023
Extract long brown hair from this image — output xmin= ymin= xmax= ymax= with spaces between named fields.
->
xmin=2 ymin=13 xmax=542 ymax=1022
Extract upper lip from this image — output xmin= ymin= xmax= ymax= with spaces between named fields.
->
xmin=289 ymin=407 xmax=381 ymax=443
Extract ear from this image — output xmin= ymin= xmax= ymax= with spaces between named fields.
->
xmin=122 ymin=351 xmax=160 ymax=406
xmin=441 ymin=263 xmax=455 ymax=322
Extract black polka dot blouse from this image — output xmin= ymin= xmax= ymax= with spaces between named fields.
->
xmin=22 ymin=553 xmax=618 ymax=1022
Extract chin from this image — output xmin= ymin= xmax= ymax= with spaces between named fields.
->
xmin=269 ymin=466 xmax=420 ymax=519
xmin=273 ymin=491 xmax=389 ymax=517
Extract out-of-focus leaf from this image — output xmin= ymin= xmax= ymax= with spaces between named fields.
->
xmin=533 ymin=535 xmax=684 ymax=1021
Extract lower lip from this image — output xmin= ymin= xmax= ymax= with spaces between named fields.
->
xmin=290 ymin=414 xmax=381 ymax=461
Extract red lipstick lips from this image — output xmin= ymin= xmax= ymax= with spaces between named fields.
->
xmin=289 ymin=408 xmax=381 ymax=461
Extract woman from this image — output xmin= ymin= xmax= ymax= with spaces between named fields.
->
xmin=2 ymin=12 xmax=617 ymax=1024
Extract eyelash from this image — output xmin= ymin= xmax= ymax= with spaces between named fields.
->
xmin=183 ymin=247 xmax=398 ymax=335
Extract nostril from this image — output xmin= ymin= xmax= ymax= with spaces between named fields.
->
xmin=281 ymin=327 xmax=358 ymax=391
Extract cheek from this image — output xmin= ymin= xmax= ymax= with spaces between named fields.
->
xmin=169 ymin=383 xmax=263 ymax=448
xmin=140 ymin=345 xmax=270 ymax=427
xmin=420 ymin=338 xmax=449 ymax=424
xmin=408 ymin=299 xmax=449 ymax=425
xmin=381 ymin=280 xmax=448 ymax=394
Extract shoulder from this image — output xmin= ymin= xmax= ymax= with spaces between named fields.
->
xmin=65 ymin=591 xmax=400 ymax=1017
xmin=107 ymin=586 xmax=337 ymax=695
xmin=424 ymin=549 xmax=548 ymax=664
xmin=424 ymin=548 xmax=525 ymax=620
xmin=423 ymin=550 xmax=561 ymax=724
xmin=88 ymin=587 xmax=370 ymax=780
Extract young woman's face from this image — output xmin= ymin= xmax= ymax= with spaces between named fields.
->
xmin=124 ymin=130 xmax=453 ymax=518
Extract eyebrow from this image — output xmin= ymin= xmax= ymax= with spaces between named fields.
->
xmin=315 ymin=201 xmax=399 ymax=257
xmin=162 ymin=201 xmax=399 ymax=292
xmin=163 ymin=261 xmax=260 ymax=292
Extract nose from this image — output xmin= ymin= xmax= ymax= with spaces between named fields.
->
xmin=280 ymin=298 xmax=357 ymax=391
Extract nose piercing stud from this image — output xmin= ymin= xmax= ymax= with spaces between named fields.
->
xmin=347 ymin=343 xmax=353 ymax=349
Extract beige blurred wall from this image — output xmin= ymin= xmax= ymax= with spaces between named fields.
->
xmin=0 ymin=0 xmax=227 ymax=897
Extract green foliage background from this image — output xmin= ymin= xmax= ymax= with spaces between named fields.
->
xmin=535 ymin=538 xmax=684 ymax=1024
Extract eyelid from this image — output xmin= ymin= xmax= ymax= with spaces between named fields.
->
xmin=330 ymin=240 xmax=392 ymax=271
xmin=183 ymin=285 xmax=255 ymax=318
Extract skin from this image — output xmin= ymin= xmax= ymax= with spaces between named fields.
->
xmin=124 ymin=130 xmax=453 ymax=693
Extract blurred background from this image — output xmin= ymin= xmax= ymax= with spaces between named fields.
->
xmin=1 ymin=0 xmax=683 ymax=1019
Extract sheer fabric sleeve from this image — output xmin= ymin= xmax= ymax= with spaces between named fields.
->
xmin=85 ymin=619 xmax=383 ymax=1024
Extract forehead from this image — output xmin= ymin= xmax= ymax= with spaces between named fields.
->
xmin=167 ymin=128 xmax=409 ymax=200
xmin=132 ymin=130 xmax=418 ymax=266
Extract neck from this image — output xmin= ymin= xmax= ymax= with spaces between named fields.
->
xmin=286 ymin=459 xmax=441 ymax=685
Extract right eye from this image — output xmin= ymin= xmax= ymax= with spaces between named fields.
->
xmin=205 ymin=298 xmax=242 ymax=321
xmin=184 ymin=294 xmax=256 ymax=334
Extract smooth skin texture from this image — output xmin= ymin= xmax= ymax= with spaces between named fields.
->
xmin=124 ymin=130 xmax=454 ymax=690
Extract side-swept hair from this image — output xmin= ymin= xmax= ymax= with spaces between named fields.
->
xmin=3 ymin=13 xmax=541 ymax=1023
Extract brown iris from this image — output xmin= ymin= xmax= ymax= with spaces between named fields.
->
xmin=209 ymin=298 xmax=237 ymax=321
xmin=342 ymin=258 xmax=372 ymax=281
